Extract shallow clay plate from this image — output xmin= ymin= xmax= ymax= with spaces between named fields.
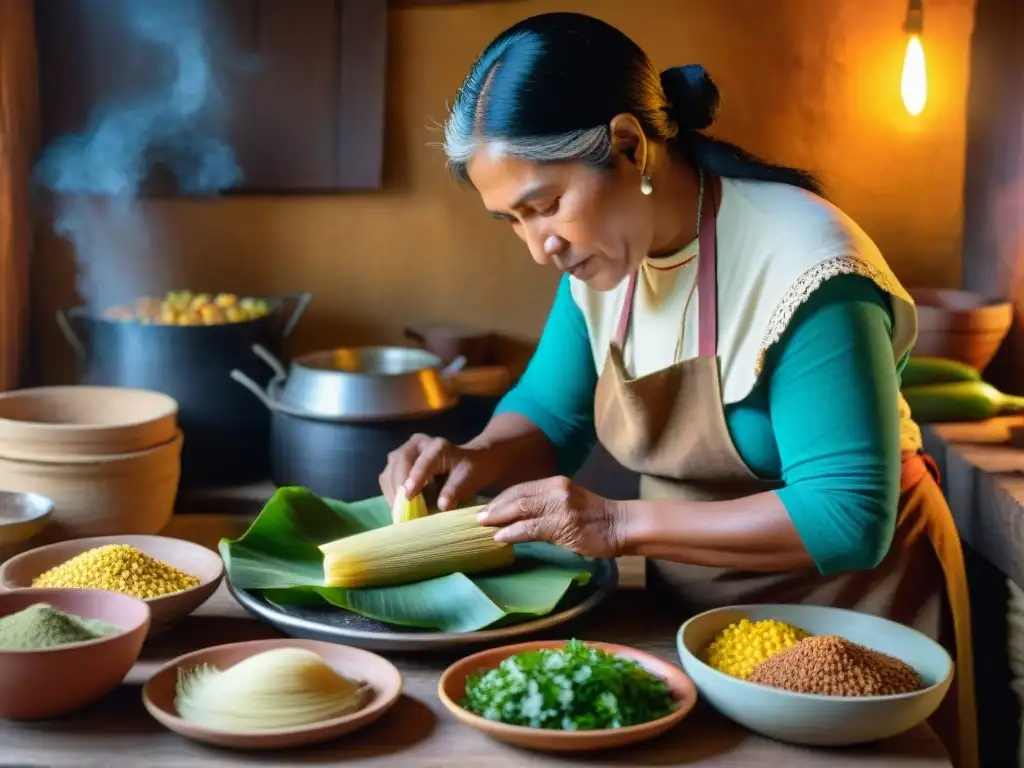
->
xmin=0 ymin=534 xmax=224 ymax=635
xmin=143 ymin=638 xmax=403 ymax=750
xmin=438 ymin=639 xmax=697 ymax=752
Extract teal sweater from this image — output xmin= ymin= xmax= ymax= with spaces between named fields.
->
xmin=495 ymin=273 xmax=903 ymax=576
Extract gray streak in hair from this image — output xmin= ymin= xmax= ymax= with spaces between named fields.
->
xmin=443 ymin=119 xmax=612 ymax=182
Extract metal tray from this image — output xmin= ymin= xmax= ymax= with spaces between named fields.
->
xmin=226 ymin=559 xmax=618 ymax=652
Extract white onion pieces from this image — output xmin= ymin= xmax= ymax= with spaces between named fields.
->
xmin=174 ymin=647 xmax=371 ymax=731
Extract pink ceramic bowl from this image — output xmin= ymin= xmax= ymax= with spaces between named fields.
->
xmin=0 ymin=587 xmax=150 ymax=719
xmin=0 ymin=534 xmax=223 ymax=635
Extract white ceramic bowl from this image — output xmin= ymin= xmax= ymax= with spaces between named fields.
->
xmin=676 ymin=604 xmax=953 ymax=746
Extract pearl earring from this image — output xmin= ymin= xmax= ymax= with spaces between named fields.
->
xmin=640 ymin=175 xmax=653 ymax=195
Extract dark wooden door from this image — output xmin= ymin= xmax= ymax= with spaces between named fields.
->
xmin=35 ymin=0 xmax=388 ymax=193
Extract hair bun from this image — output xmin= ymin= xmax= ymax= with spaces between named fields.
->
xmin=659 ymin=64 xmax=720 ymax=131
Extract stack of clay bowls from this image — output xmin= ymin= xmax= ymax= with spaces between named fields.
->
xmin=0 ymin=386 xmax=181 ymax=544
xmin=910 ymin=288 xmax=1013 ymax=371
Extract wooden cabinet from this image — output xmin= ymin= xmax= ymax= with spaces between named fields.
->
xmin=35 ymin=0 xmax=388 ymax=193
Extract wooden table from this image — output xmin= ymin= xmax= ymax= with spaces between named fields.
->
xmin=922 ymin=419 xmax=1024 ymax=765
xmin=923 ymin=418 xmax=1024 ymax=589
xmin=0 ymin=516 xmax=953 ymax=767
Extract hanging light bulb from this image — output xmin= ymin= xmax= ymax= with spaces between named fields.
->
xmin=901 ymin=0 xmax=927 ymax=116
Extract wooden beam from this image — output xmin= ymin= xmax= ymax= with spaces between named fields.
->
xmin=961 ymin=0 xmax=1024 ymax=390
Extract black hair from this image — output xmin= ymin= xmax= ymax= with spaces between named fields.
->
xmin=443 ymin=12 xmax=822 ymax=196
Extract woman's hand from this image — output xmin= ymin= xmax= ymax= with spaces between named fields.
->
xmin=476 ymin=476 xmax=625 ymax=558
xmin=378 ymin=434 xmax=499 ymax=511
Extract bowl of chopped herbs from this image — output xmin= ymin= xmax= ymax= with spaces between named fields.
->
xmin=437 ymin=638 xmax=697 ymax=751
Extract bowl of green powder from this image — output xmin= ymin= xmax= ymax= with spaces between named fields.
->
xmin=0 ymin=587 xmax=150 ymax=719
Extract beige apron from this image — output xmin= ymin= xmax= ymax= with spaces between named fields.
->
xmin=592 ymin=175 xmax=977 ymax=768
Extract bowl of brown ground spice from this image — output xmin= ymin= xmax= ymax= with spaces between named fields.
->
xmin=676 ymin=604 xmax=953 ymax=747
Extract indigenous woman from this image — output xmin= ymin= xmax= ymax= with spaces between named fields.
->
xmin=378 ymin=14 xmax=976 ymax=765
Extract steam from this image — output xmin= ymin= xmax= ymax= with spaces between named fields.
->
xmin=34 ymin=0 xmax=245 ymax=310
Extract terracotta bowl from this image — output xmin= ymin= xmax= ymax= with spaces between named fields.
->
xmin=0 ymin=534 xmax=223 ymax=635
xmin=0 ymin=431 xmax=182 ymax=542
xmin=910 ymin=288 xmax=1013 ymax=371
xmin=142 ymin=638 xmax=403 ymax=749
xmin=0 ymin=587 xmax=149 ymax=719
xmin=438 ymin=640 xmax=697 ymax=752
xmin=676 ymin=604 xmax=953 ymax=746
xmin=0 ymin=386 xmax=178 ymax=462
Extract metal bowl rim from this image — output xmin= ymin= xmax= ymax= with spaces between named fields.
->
xmin=263 ymin=380 xmax=459 ymax=423
xmin=289 ymin=347 xmax=447 ymax=377
xmin=0 ymin=491 xmax=55 ymax=523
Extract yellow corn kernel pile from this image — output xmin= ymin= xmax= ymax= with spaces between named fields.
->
xmin=703 ymin=618 xmax=810 ymax=679
xmin=102 ymin=291 xmax=271 ymax=326
xmin=31 ymin=544 xmax=201 ymax=600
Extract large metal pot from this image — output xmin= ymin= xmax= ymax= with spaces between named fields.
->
xmin=57 ymin=292 xmax=310 ymax=488
xmin=231 ymin=345 xmax=472 ymax=501
xmin=249 ymin=344 xmax=463 ymax=421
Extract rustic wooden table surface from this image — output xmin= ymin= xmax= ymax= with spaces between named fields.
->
xmin=0 ymin=515 xmax=952 ymax=767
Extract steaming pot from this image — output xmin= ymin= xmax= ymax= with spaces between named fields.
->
xmin=57 ymin=292 xmax=311 ymax=488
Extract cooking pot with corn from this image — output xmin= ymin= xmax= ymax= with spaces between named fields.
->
xmin=57 ymin=291 xmax=311 ymax=488
xmin=100 ymin=291 xmax=274 ymax=326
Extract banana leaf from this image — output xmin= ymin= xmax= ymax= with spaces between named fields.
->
xmin=219 ymin=487 xmax=598 ymax=633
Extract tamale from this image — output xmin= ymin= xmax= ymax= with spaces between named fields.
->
xmin=320 ymin=506 xmax=514 ymax=588
xmin=391 ymin=489 xmax=429 ymax=525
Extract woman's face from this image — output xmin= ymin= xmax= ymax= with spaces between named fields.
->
xmin=466 ymin=144 xmax=655 ymax=291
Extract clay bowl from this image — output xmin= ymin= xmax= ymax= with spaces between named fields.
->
xmin=143 ymin=638 xmax=402 ymax=749
xmin=0 ymin=386 xmax=178 ymax=462
xmin=438 ymin=640 xmax=697 ymax=752
xmin=0 ymin=534 xmax=223 ymax=635
xmin=0 ymin=587 xmax=149 ymax=719
xmin=0 ymin=491 xmax=53 ymax=548
xmin=677 ymin=604 xmax=953 ymax=746
xmin=0 ymin=431 xmax=182 ymax=542
xmin=910 ymin=288 xmax=1013 ymax=371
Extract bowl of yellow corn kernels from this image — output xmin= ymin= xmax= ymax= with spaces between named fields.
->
xmin=676 ymin=604 xmax=953 ymax=747
xmin=0 ymin=534 xmax=223 ymax=635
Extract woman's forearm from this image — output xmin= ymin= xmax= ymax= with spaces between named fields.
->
xmin=463 ymin=413 xmax=560 ymax=489
xmin=617 ymin=491 xmax=816 ymax=572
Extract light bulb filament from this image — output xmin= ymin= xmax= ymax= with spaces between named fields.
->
xmin=901 ymin=33 xmax=927 ymax=116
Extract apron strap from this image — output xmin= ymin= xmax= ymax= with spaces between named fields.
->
xmin=697 ymin=174 xmax=719 ymax=358
xmin=613 ymin=173 xmax=721 ymax=355
xmin=614 ymin=272 xmax=638 ymax=348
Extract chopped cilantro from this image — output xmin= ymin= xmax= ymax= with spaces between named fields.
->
xmin=461 ymin=639 xmax=677 ymax=730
